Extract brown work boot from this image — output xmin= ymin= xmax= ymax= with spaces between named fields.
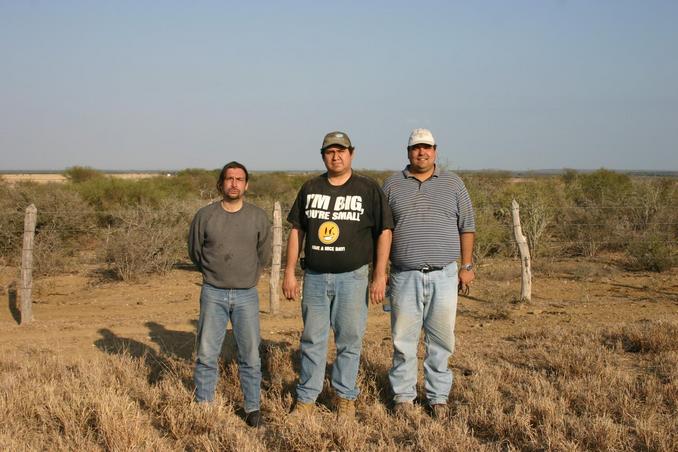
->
xmin=430 ymin=403 xmax=448 ymax=420
xmin=290 ymin=400 xmax=315 ymax=416
xmin=335 ymin=397 xmax=356 ymax=419
xmin=393 ymin=401 xmax=414 ymax=416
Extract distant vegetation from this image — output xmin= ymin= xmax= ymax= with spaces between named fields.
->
xmin=0 ymin=168 xmax=675 ymax=278
xmin=63 ymin=166 xmax=106 ymax=183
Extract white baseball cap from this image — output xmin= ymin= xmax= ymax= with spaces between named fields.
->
xmin=408 ymin=128 xmax=436 ymax=147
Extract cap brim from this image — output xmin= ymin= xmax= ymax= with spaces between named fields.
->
xmin=409 ymin=140 xmax=435 ymax=147
xmin=322 ymin=143 xmax=350 ymax=150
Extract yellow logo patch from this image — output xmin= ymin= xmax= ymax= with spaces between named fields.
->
xmin=318 ymin=221 xmax=340 ymax=244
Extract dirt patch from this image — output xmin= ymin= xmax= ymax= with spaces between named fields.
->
xmin=2 ymin=259 xmax=675 ymax=358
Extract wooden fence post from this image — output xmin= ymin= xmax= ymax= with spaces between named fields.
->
xmin=511 ymin=199 xmax=532 ymax=301
xmin=269 ymin=202 xmax=282 ymax=314
xmin=20 ymin=204 xmax=37 ymax=324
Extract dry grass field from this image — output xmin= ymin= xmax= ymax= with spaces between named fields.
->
xmin=1 ymin=258 xmax=676 ymax=451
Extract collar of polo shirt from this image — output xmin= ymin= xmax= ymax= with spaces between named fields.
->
xmin=403 ymin=164 xmax=440 ymax=179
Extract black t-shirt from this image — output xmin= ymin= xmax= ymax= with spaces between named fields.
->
xmin=287 ymin=172 xmax=393 ymax=273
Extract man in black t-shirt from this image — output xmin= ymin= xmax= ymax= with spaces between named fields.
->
xmin=283 ymin=131 xmax=393 ymax=419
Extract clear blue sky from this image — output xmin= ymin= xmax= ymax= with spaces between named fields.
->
xmin=1 ymin=1 xmax=677 ymax=171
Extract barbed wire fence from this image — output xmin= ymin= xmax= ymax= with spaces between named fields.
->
xmin=2 ymin=204 xmax=676 ymax=258
xmin=3 ymin=200 xmax=676 ymax=324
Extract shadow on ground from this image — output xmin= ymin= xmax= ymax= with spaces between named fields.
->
xmin=94 ymin=321 xmax=300 ymax=403
xmin=7 ymin=282 xmax=20 ymax=324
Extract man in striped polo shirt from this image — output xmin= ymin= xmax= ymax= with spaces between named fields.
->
xmin=382 ymin=128 xmax=476 ymax=419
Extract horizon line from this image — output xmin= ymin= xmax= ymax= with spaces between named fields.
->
xmin=1 ymin=167 xmax=677 ymax=175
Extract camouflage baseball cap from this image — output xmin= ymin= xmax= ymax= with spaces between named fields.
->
xmin=321 ymin=131 xmax=352 ymax=151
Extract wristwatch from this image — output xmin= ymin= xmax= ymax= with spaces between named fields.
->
xmin=460 ymin=263 xmax=474 ymax=272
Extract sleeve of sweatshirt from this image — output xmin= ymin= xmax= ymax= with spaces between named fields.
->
xmin=257 ymin=210 xmax=272 ymax=267
xmin=188 ymin=209 xmax=204 ymax=269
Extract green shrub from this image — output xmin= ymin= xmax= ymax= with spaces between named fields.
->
xmin=626 ymin=233 xmax=675 ymax=272
xmin=505 ymin=180 xmax=564 ymax=258
xmin=63 ymin=166 xmax=105 ymax=183
xmin=71 ymin=173 xmax=230 ymax=212
xmin=462 ymin=173 xmax=512 ymax=260
xmin=561 ymin=169 xmax=634 ymax=256
xmin=73 ymin=177 xmax=178 ymax=211
xmin=570 ymin=169 xmax=633 ymax=206
xmin=463 ymin=172 xmax=512 ymax=209
xmin=355 ymin=169 xmax=393 ymax=186
xmin=473 ymin=208 xmax=509 ymax=261
xmin=248 ymin=171 xmax=318 ymax=209
xmin=173 ymin=168 xmax=221 ymax=200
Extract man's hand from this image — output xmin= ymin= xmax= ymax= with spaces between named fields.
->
xmin=458 ymin=268 xmax=475 ymax=295
xmin=369 ymin=272 xmax=387 ymax=305
xmin=283 ymin=270 xmax=300 ymax=301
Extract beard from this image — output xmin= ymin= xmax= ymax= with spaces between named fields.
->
xmin=224 ymin=189 xmax=244 ymax=200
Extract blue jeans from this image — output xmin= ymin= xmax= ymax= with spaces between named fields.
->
xmin=194 ymin=284 xmax=261 ymax=413
xmin=388 ymin=262 xmax=458 ymax=405
xmin=296 ymin=264 xmax=369 ymax=403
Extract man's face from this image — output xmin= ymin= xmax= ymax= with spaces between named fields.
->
xmin=321 ymin=145 xmax=353 ymax=176
xmin=221 ymin=168 xmax=248 ymax=200
xmin=407 ymin=143 xmax=436 ymax=174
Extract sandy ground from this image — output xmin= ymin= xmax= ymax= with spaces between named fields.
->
xmin=1 ymin=259 xmax=676 ymax=362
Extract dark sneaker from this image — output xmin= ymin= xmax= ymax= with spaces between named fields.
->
xmin=245 ymin=410 xmax=263 ymax=427
xmin=430 ymin=403 xmax=448 ymax=420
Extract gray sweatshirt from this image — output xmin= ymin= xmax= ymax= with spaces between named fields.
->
xmin=188 ymin=201 xmax=271 ymax=289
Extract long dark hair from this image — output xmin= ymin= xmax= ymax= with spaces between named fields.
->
xmin=216 ymin=161 xmax=249 ymax=195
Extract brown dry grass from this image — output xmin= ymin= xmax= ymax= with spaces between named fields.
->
xmin=1 ymin=260 xmax=677 ymax=451
xmin=1 ymin=320 xmax=676 ymax=451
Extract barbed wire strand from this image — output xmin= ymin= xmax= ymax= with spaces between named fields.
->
xmin=0 ymin=205 xmax=678 ymax=215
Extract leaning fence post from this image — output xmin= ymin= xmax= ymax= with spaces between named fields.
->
xmin=20 ymin=204 xmax=37 ymax=324
xmin=511 ymin=199 xmax=532 ymax=301
xmin=269 ymin=202 xmax=282 ymax=314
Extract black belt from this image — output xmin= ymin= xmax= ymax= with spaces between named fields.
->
xmin=419 ymin=264 xmax=444 ymax=273
xmin=392 ymin=264 xmax=446 ymax=273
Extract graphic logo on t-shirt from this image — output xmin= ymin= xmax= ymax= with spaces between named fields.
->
xmin=318 ymin=221 xmax=339 ymax=244
xmin=305 ymin=194 xmax=365 ymax=222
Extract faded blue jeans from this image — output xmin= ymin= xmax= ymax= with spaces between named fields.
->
xmin=388 ymin=262 xmax=458 ymax=405
xmin=296 ymin=264 xmax=369 ymax=403
xmin=194 ymin=284 xmax=261 ymax=413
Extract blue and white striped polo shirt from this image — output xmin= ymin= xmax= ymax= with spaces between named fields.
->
xmin=382 ymin=166 xmax=475 ymax=270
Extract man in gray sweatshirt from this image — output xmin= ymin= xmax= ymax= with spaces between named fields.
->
xmin=188 ymin=161 xmax=271 ymax=428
